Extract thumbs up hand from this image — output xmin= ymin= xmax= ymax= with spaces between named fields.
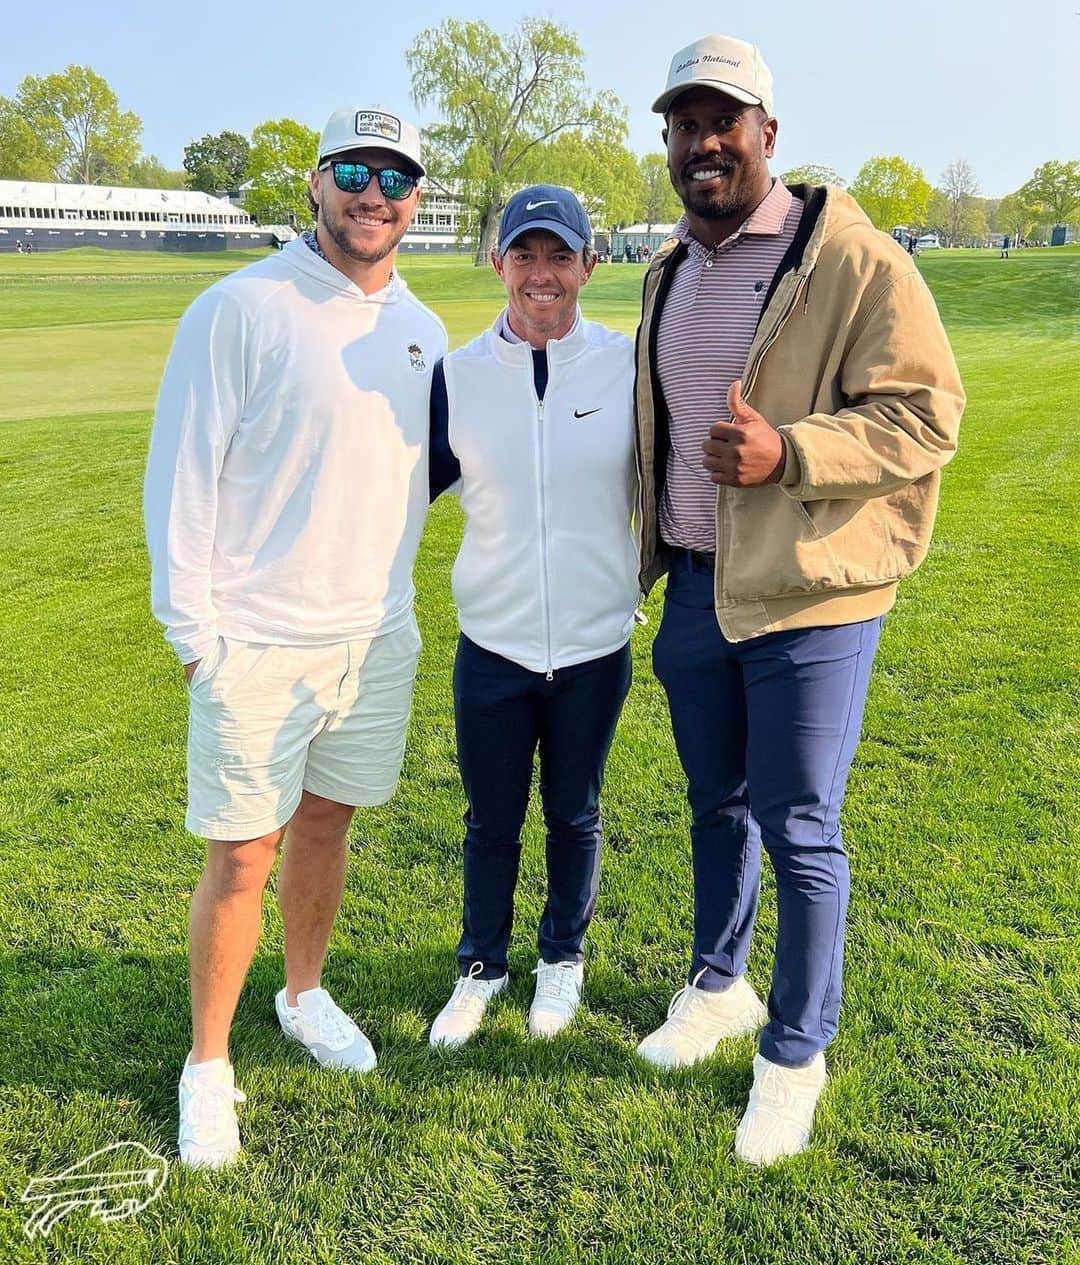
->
xmin=701 ymin=379 xmax=786 ymax=487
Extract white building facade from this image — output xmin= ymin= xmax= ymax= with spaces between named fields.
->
xmin=0 ymin=181 xmax=287 ymax=253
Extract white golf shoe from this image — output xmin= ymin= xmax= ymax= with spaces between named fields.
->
xmin=178 ymin=1055 xmax=246 ymax=1170
xmin=734 ymin=1052 xmax=828 ymax=1165
xmin=528 ymin=959 xmax=583 ymax=1038
xmin=429 ymin=967 xmax=508 ymax=1048
xmin=636 ymin=972 xmax=768 ymax=1069
xmin=275 ymin=987 xmax=376 ymax=1073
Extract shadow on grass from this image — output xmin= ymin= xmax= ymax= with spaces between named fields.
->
xmin=0 ymin=946 xmax=758 ymax=1134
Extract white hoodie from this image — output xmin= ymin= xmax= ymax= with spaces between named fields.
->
xmin=444 ymin=314 xmax=639 ymax=675
xmin=144 ymin=237 xmax=446 ymax=663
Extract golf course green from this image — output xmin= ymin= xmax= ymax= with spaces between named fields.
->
xmin=0 ymin=245 xmax=1076 ymax=1264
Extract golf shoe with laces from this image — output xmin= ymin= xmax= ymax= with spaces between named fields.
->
xmin=429 ymin=964 xmax=507 ymax=1047
xmin=275 ymin=987 xmax=376 ymax=1072
xmin=528 ymin=959 xmax=583 ymax=1038
xmin=636 ymin=971 xmax=768 ymax=1069
xmin=178 ymin=1055 xmax=246 ymax=1169
xmin=734 ymin=1052 xmax=827 ymax=1165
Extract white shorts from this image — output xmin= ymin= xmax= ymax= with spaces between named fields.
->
xmin=185 ymin=618 xmax=422 ymax=840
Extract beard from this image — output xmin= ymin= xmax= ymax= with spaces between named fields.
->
xmin=677 ymin=157 xmax=763 ymax=221
xmin=319 ymin=201 xmax=409 ymax=264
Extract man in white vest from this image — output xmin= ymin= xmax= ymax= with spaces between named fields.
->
xmin=144 ymin=106 xmax=446 ymax=1168
xmin=426 ymin=186 xmax=639 ymax=1044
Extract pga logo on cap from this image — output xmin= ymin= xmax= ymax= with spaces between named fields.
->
xmin=355 ymin=111 xmax=401 ymax=143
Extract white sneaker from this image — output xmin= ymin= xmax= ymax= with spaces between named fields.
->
xmin=429 ymin=966 xmax=508 ymax=1048
xmin=275 ymin=987 xmax=376 ymax=1072
xmin=734 ymin=1052 xmax=827 ymax=1165
xmin=636 ymin=972 xmax=768 ymax=1069
xmin=178 ymin=1055 xmax=246 ymax=1170
xmin=529 ymin=959 xmax=583 ymax=1038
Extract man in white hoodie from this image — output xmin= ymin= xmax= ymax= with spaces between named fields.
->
xmin=144 ymin=106 xmax=446 ymax=1168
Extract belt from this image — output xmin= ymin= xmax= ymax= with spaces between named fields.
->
xmin=669 ymin=546 xmax=716 ymax=571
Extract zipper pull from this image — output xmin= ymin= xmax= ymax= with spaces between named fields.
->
xmin=545 ymin=669 xmax=554 ymax=682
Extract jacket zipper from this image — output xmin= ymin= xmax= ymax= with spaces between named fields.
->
xmin=534 ymin=391 xmax=555 ymax=680
xmin=742 ymin=271 xmax=810 ymax=399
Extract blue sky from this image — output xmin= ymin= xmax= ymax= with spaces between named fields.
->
xmin=1 ymin=0 xmax=1075 ymax=197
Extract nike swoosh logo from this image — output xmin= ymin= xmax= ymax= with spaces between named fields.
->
xmin=574 ymin=408 xmax=601 ymax=419
xmin=524 ymin=200 xmax=558 ymax=210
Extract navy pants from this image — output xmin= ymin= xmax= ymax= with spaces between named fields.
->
xmin=453 ymin=635 xmax=632 ymax=979
xmin=652 ymin=549 xmax=882 ymax=1067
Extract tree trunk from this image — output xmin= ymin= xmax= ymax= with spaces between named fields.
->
xmin=473 ymin=200 xmax=501 ymax=267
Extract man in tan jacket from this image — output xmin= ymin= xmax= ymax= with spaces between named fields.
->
xmin=633 ymin=35 xmax=964 ymax=1163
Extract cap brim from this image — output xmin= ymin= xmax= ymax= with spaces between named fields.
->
xmin=318 ymin=139 xmax=425 ymax=177
xmin=499 ymin=220 xmax=588 ymax=255
xmin=651 ymin=81 xmax=763 ymax=114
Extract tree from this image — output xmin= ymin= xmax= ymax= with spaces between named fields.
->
xmin=849 ymin=155 xmax=931 ymax=231
xmin=994 ymin=189 xmax=1042 ymax=243
xmin=1019 ymin=160 xmax=1080 ymax=228
xmin=0 ymin=98 xmax=58 ymax=179
xmin=7 ymin=65 xmax=140 ymax=184
xmin=408 ymin=18 xmax=628 ymax=263
xmin=939 ymin=159 xmax=979 ymax=246
xmin=183 ymin=130 xmax=250 ymax=194
xmin=245 ymin=118 xmax=319 ymax=226
xmin=541 ymin=131 xmax=642 ymax=231
xmin=637 ymin=153 xmax=681 ymax=230
xmin=126 ymin=155 xmax=186 ymax=190
xmin=779 ymin=164 xmax=845 ymax=188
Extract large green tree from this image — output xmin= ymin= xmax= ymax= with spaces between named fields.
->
xmin=849 ymin=155 xmax=931 ymax=231
xmin=637 ymin=153 xmax=681 ymax=230
xmin=408 ymin=18 xmax=629 ymax=263
xmin=994 ymin=189 xmax=1041 ymax=242
xmin=779 ymin=164 xmax=845 ymax=188
xmin=126 ymin=155 xmax=186 ymax=190
xmin=183 ymin=130 xmax=250 ymax=194
xmin=543 ymin=131 xmax=641 ymax=233
xmin=245 ymin=118 xmax=318 ymax=227
xmin=4 ymin=65 xmax=140 ymax=184
xmin=0 ymin=98 xmax=58 ymax=179
xmin=1019 ymin=160 xmax=1080 ymax=228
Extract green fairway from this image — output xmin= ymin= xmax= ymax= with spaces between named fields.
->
xmin=0 ymin=246 xmax=1077 ymax=1264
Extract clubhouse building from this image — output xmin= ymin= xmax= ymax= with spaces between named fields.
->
xmin=0 ymin=177 xmax=470 ymax=255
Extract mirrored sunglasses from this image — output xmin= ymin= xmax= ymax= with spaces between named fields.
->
xmin=321 ymin=161 xmax=418 ymax=200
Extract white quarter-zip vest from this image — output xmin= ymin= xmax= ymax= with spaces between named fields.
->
xmin=444 ymin=315 xmax=639 ymax=674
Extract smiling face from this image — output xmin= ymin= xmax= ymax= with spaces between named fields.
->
xmin=309 ymin=146 xmax=421 ymax=288
xmin=492 ymin=230 xmax=595 ymax=349
xmin=664 ymin=87 xmax=777 ymax=244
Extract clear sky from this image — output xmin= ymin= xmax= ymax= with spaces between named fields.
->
xmin=1 ymin=0 xmax=1076 ymax=198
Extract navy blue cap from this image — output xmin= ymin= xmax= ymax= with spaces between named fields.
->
xmin=497 ymin=185 xmax=592 ymax=256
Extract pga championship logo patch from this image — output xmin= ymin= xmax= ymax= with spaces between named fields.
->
xmin=355 ymin=111 xmax=401 ymax=143
xmin=408 ymin=344 xmax=426 ymax=372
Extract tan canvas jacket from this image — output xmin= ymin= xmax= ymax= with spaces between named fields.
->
xmin=635 ymin=184 xmax=965 ymax=642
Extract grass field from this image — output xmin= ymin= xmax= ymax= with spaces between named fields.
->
xmin=0 ymin=244 xmax=1077 ymax=1264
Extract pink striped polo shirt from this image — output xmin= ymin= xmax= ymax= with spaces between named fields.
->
xmin=657 ymin=179 xmax=803 ymax=551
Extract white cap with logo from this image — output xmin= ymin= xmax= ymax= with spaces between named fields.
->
xmin=317 ymin=106 xmax=425 ymax=176
xmin=652 ymin=35 xmax=773 ymax=117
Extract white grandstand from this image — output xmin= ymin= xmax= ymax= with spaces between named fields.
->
xmin=0 ymin=180 xmax=290 ymax=253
